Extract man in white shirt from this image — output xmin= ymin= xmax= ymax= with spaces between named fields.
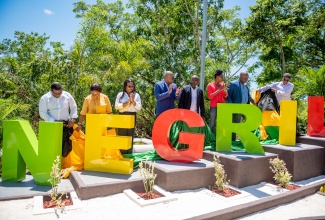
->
xmin=39 ymin=82 xmax=78 ymax=156
xmin=257 ymin=73 xmax=294 ymax=105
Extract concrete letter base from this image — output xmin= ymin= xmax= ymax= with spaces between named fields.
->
xmin=262 ymin=143 xmax=325 ymax=182
xmin=69 ymin=170 xmax=144 ymax=200
xmin=297 ymin=135 xmax=325 ymax=147
xmin=203 ymin=151 xmax=278 ymax=188
xmin=149 ymin=159 xmax=216 ymax=192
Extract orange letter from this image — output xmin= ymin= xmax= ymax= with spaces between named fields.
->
xmin=152 ymin=109 xmax=205 ymax=163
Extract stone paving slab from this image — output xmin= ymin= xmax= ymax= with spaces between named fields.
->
xmin=0 ymin=175 xmax=74 ymax=201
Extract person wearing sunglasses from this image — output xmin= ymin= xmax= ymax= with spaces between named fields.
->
xmin=39 ymin=82 xmax=78 ymax=157
xmin=257 ymin=73 xmax=294 ymax=104
xmin=115 ymin=79 xmax=142 ymax=154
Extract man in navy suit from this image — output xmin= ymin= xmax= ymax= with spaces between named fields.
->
xmin=154 ymin=71 xmax=181 ymax=117
xmin=227 ymin=71 xmax=255 ymax=140
xmin=178 ymin=75 xmax=205 ymax=118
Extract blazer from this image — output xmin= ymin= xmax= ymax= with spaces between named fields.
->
xmin=226 ymin=80 xmax=254 ymax=104
xmin=154 ymin=80 xmax=180 ymax=116
xmin=178 ymin=85 xmax=205 ymax=117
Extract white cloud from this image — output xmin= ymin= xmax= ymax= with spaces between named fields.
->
xmin=44 ymin=9 xmax=55 ymax=15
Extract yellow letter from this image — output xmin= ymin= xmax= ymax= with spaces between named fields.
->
xmin=279 ymin=100 xmax=297 ymax=145
xmin=84 ymin=114 xmax=134 ymax=174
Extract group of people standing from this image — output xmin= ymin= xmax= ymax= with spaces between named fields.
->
xmin=154 ymin=70 xmax=254 ymax=141
xmin=39 ymin=70 xmax=293 ymax=156
xmin=39 ymin=79 xmax=141 ymax=156
xmin=155 ymin=70 xmax=293 ymax=140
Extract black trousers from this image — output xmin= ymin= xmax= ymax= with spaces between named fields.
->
xmin=118 ymin=112 xmax=136 ymax=154
xmin=56 ymin=120 xmax=73 ymax=157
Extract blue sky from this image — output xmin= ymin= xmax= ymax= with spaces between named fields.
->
xmin=0 ymin=0 xmax=259 ymax=87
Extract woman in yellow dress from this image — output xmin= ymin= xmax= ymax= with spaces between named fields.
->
xmin=77 ymin=83 xmax=112 ymax=125
xmin=77 ymin=83 xmax=120 ymax=158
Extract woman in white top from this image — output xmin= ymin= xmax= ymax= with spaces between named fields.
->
xmin=115 ymin=79 xmax=142 ymax=154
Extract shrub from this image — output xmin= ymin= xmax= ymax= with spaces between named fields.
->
xmin=213 ymin=154 xmax=229 ymax=191
xmin=48 ymin=156 xmax=67 ymax=216
xmin=269 ymin=157 xmax=292 ymax=187
xmin=138 ymin=160 xmax=157 ymax=199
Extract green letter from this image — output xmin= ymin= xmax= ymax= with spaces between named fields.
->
xmin=2 ymin=120 xmax=62 ymax=185
xmin=216 ymin=104 xmax=264 ymax=154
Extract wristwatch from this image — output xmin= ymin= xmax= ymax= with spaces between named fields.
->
xmin=69 ymin=118 xmax=76 ymax=123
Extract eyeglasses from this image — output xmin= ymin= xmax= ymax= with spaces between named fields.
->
xmin=127 ymin=85 xmax=134 ymax=88
xmin=283 ymin=79 xmax=289 ymax=82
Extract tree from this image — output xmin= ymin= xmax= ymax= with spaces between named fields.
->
xmin=210 ymin=7 xmax=258 ymax=82
xmin=0 ymin=31 xmax=71 ymax=129
xmin=299 ymin=0 xmax=325 ymax=68
xmin=72 ymin=0 xmax=155 ymax=136
xmin=129 ymin=0 xmax=225 ymax=83
xmin=245 ymin=0 xmax=308 ymax=81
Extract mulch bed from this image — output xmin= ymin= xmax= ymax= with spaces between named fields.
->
xmin=210 ymin=186 xmax=241 ymax=197
xmin=269 ymin=182 xmax=300 ymax=190
xmin=43 ymin=194 xmax=73 ymax=208
xmin=135 ymin=191 xmax=165 ymax=200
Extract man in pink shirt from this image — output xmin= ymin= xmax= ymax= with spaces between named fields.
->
xmin=207 ymin=70 xmax=228 ymax=133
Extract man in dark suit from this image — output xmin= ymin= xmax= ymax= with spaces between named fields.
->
xmin=227 ymin=71 xmax=255 ymax=140
xmin=154 ymin=71 xmax=181 ymax=117
xmin=178 ymin=75 xmax=205 ymax=118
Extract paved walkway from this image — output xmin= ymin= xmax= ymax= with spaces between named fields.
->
xmin=238 ymin=193 xmax=325 ymax=220
xmin=1 ymin=176 xmax=325 ymax=220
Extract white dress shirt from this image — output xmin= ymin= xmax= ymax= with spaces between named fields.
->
xmin=258 ymin=81 xmax=294 ymax=103
xmin=39 ymin=91 xmax=78 ymax=121
xmin=190 ymin=86 xmax=198 ymax=112
xmin=115 ymin=92 xmax=142 ymax=112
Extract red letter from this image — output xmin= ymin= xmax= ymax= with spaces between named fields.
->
xmin=152 ymin=109 xmax=205 ymax=163
xmin=307 ymin=96 xmax=325 ymax=136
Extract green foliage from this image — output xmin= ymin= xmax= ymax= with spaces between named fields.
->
xmin=294 ymin=65 xmax=325 ymax=98
xmin=138 ymin=160 xmax=157 ymax=199
xmin=245 ymin=0 xmax=310 ymax=85
xmin=300 ymin=0 xmax=325 ymax=68
xmin=296 ymin=100 xmax=308 ymax=134
xmin=269 ymin=157 xmax=292 ymax=187
xmin=213 ymin=154 xmax=229 ymax=191
xmin=247 ymin=0 xmax=325 ymax=88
